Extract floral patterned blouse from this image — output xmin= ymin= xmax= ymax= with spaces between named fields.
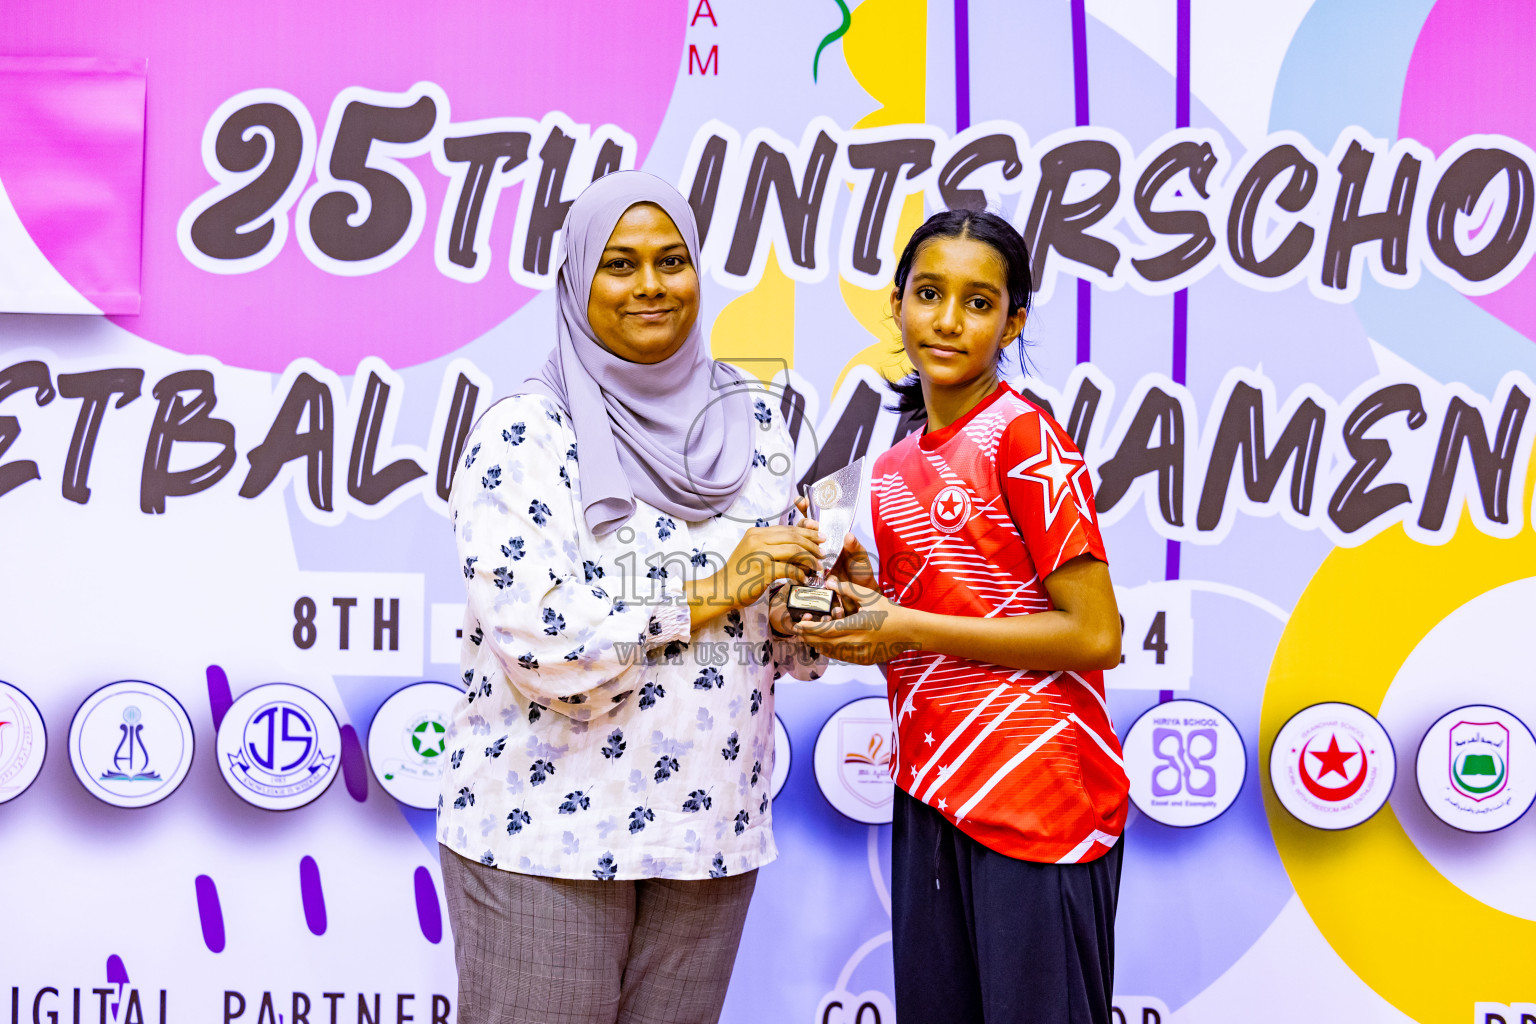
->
xmin=437 ymin=390 xmax=825 ymax=881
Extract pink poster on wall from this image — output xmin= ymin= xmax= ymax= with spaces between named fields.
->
xmin=0 ymin=55 xmax=145 ymax=314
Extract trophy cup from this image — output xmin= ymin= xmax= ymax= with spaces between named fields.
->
xmin=786 ymin=458 xmax=865 ymax=621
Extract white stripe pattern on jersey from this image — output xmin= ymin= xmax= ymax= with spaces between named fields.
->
xmin=1055 ymin=829 xmax=1121 ymax=864
xmin=952 ymin=716 xmax=1073 ymax=823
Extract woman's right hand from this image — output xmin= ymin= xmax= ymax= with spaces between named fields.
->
xmin=690 ymin=521 xmax=823 ymax=627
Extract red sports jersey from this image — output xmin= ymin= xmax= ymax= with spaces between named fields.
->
xmin=871 ymin=382 xmax=1129 ymax=864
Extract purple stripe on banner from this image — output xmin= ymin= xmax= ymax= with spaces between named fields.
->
xmin=1176 ymin=0 xmax=1191 ymax=129
xmin=1163 ymin=0 xmax=1192 ymax=714
xmin=300 ymin=856 xmax=328 ymax=936
xmin=1076 ymin=279 xmax=1093 ymax=364
xmin=1070 ymin=0 xmax=1090 ymax=126
xmin=206 ymin=664 xmax=233 ymax=731
xmin=1170 ymin=3 xmax=1192 ymax=391
xmin=1172 ymin=289 xmax=1188 ymax=385
xmin=1071 ymin=0 xmax=1091 ymax=364
xmin=954 ymin=0 xmax=971 ymax=131
xmin=414 ymin=866 xmax=444 ymax=944
xmin=194 ymin=875 xmax=226 ymax=953
xmin=340 ymin=723 xmax=369 ymax=802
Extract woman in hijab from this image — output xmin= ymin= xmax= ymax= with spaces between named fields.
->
xmin=437 ymin=171 xmax=828 ymax=1024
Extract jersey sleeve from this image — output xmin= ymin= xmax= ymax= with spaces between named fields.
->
xmin=998 ymin=411 xmax=1107 ymax=578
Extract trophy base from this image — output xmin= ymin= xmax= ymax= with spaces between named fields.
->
xmin=786 ymin=584 xmax=835 ymax=620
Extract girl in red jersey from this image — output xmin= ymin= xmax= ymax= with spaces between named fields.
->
xmin=795 ymin=209 xmax=1129 ymax=1024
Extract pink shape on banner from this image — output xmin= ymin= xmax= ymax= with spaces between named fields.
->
xmin=0 ymin=57 xmax=146 ymax=314
xmin=1400 ymin=0 xmax=1536 ymax=343
xmin=0 ymin=0 xmax=684 ymax=370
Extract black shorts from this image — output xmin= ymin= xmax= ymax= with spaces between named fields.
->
xmin=891 ymin=787 xmax=1123 ymax=1024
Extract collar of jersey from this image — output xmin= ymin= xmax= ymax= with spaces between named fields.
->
xmin=918 ymin=380 xmax=1014 ymax=451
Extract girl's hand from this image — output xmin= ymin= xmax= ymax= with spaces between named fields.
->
xmin=794 ymin=496 xmax=876 ymax=588
xmin=769 ymin=577 xmax=852 ymax=635
xmin=794 ymin=579 xmax=918 ymax=665
xmin=829 ymin=532 xmax=877 ymax=590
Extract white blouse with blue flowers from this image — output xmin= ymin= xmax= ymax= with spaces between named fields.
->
xmin=437 ymin=390 xmax=825 ymax=881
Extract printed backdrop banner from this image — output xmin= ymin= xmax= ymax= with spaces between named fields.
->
xmin=2 ymin=2 xmax=1535 ymax=1024
xmin=0 ymin=56 xmax=145 ymax=314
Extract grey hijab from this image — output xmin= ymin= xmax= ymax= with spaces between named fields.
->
xmin=524 ymin=170 xmax=754 ymax=536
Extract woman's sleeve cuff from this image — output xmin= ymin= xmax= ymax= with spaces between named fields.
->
xmin=644 ymin=597 xmax=691 ymax=650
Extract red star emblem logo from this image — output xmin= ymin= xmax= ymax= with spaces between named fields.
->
xmin=929 ymin=485 xmax=972 ymax=533
xmin=1005 ymin=419 xmax=1087 ymax=529
xmin=1308 ymin=733 xmax=1357 ymax=780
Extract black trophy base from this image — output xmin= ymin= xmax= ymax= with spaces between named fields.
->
xmin=786 ymin=584 xmax=835 ymax=620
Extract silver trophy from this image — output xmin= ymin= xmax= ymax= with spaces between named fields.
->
xmin=786 ymin=457 xmax=865 ymax=620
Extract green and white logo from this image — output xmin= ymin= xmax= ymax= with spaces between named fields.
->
xmin=1449 ymin=720 xmax=1507 ymax=801
xmin=368 ymin=681 xmax=461 ymax=809
xmin=409 ymin=715 xmax=447 ymax=761
xmin=1415 ymin=705 xmax=1535 ymax=833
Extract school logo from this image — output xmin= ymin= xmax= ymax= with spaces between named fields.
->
xmin=217 ymin=683 xmax=340 ymax=811
xmin=69 ymin=681 xmax=195 ymax=809
xmin=1270 ymin=702 xmax=1394 ymax=830
xmin=1123 ymin=699 xmax=1246 ymax=827
xmin=1450 ymin=720 xmax=1507 ymax=800
xmin=839 ymin=724 xmax=893 ymax=806
xmin=813 ymin=696 xmax=894 ymax=823
xmin=367 ymin=681 xmax=460 ymax=809
xmin=0 ymin=681 xmax=47 ymax=804
xmin=929 ymin=484 xmax=972 ymax=534
xmin=1415 ymin=705 xmax=1535 ymax=833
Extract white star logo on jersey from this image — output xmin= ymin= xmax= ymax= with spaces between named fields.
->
xmin=928 ymin=484 xmax=972 ymax=534
xmin=1006 ymin=419 xmax=1089 ymax=529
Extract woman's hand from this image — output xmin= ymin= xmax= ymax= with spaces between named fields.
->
xmin=688 ymin=521 xmax=823 ymax=629
xmin=793 ymin=579 xmax=919 ymax=665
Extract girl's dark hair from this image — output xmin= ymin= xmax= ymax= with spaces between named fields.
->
xmin=886 ymin=208 xmax=1034 ymax=417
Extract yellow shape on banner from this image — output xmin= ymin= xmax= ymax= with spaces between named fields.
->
xmin=1263 ymin=512 xmax=1536 ymax=1023
xmin=711 ymin=249 xmax=795 ymax=381
xmin=833 ymin=0 xmax=926 ymax=394
xmin=845 ymin=0 xmax=926 ymax=127
xmin=832 ymin=195 xmax=923 ymax=395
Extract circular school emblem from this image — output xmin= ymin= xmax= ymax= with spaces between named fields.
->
xmin=813 ymin=696 xmax=894 ymax=823
xmin=1270 ymin=702 xmax=1394 ymax=830
xmin=1415 ymin=705 xmax=1535 ymax=833
xmin=217 ymin=683 xmax=340 ymax=811
xmin=69 ymin=681 xmax=195 ymax=808
xmin=0 ymin=681 xmax=47 ymax=804
xmin=367 ymin=681 xmax=460 ymax=810
xmin=813 ymin=478 xmax=842 ymax=512
xmin=1123 ymin=699 xmax=1247 ymax=827
xmin=928 ymin=484 xmax=972 ymax=534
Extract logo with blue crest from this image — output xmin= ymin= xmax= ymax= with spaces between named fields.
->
xmin=217 ymin=683 xmax=340 ymax=811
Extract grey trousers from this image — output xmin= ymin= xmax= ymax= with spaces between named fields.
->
xmin=440 ymin=847 xmax=758 ymax=1024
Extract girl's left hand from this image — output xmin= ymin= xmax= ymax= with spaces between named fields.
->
xmin=793 ymin=579 xmax=918 ymax=665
